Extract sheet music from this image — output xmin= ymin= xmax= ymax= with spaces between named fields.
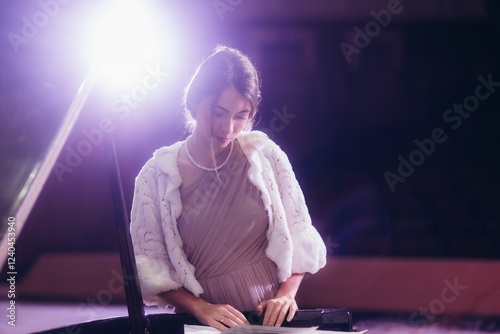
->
xmin=185 ymin=324 xmax=367 ymax=333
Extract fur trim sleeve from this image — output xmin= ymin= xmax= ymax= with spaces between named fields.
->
xmin=130 ymin=163 xmax=182 ymax=307
xmin=268 ymin=142 xmax=327 ymax=275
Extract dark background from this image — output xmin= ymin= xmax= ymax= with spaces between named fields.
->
xmin=1 ymin=0 xmax=500 ymax=281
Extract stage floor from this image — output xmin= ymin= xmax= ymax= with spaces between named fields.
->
xmin=0 ymin=300 xmax=499 ymax=334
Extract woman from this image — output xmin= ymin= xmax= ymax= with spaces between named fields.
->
xmin=130 ymin=45 xmax=327 ymax=331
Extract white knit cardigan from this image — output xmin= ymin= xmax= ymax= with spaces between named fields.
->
xmin=130 ymin=131 xmax=327 ymax=307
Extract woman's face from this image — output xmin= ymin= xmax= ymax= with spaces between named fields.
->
xmin=194 ymin=86 xmax=252 ymax=150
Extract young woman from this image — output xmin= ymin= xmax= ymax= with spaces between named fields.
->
xmin=130 ymin=45 xmax=326 ymax=331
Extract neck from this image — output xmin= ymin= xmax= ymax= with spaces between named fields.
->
xmin=185 ymin=135 xmax=234 ymax=172
xmin=188 ymin=134 xmax=229 ymax=164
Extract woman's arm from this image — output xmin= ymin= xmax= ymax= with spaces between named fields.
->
xmin=158 ymin=288 xmax=249 ymax=331
xmin=256 ymin=273 xmax=305 ymax=327
xmin=268 ymin=142 xmax=327 ymax=276
xmin=130 ymin=164 xmax=186 ymax=305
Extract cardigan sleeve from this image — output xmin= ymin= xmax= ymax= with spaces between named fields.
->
xmin=268 ymin=143 xmax=327 ymax=275
xmin=130 ymin=163 xmax=183 ymax=307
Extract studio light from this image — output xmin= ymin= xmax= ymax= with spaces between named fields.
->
xmin=92 ymin=0 xmax=160 ymax=89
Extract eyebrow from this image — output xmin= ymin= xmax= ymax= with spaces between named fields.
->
xmin=215 ymin=105 xmax=251 ymax=114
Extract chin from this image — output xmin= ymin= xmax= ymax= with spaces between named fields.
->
xmin=213 ymin=136 xmax=232 ymax=147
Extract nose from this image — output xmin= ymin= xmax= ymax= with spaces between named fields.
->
xmin=220 ymin=115 xmax=234 ymax=135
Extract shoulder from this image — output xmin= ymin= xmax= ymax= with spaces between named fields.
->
xmin=137 ymin=140 xmax=185 ymax=180
xmin=237 ymin=130 xmax=281 ymax=154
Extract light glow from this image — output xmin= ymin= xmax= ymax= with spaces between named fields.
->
xmin=92 ymin=0 xmax=160 ymax=89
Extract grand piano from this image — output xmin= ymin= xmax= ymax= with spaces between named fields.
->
xmin=0 ymin=3 xmax=352 ymax=332
xmin=0 ymin=57 xmax=353 ymax=334
xmin=0 ymin=71 xmax=352 ymax=332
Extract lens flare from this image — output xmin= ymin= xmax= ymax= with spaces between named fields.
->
xmin=92 ymin=0 xmax=160 ymax=88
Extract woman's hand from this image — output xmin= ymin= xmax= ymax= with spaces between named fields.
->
xmin=256 ymin=294 xmax=298 ymax=327
xmin=255 ymin=273 xmax=305 ymax=327
xmin=159 ymin=288 xmax=248 ymax=332
xmin=193 ymin=302 xmax=249 ymax=332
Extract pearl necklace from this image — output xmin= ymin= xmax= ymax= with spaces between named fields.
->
xmin=185 ymin=137 xmax=234 ymax=172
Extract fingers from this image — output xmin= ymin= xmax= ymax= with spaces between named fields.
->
xmin=208 ymin=318 xmax=227 ymax=332
xmin=205 ymin=304 xmax=249 ymax=331
xmin=259 ymin=299 xmax=297 ymax=327
xmin=286 ymin=303 xmax=297 ymax=322
xmin=224 ymin=304 xmax=249 ymax=325
xmin=217 ymin=315 xmax=242 ymax=330
xmin=255 ymin=303 xmax=264 ymax=315
xmin=263 ymin=300 xmax=287 ymax=327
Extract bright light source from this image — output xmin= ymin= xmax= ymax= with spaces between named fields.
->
xmin=92 ymin=0 xmax=160 ymax=89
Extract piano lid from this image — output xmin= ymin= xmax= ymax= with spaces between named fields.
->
xmin=0 ymin=69 xmax=96 ymax=268
xmin=0 ymin=2 xmax=98 ymax=267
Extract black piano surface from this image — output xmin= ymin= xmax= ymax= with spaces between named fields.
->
xmin=33 ymin=308 xmax=352 ymax=333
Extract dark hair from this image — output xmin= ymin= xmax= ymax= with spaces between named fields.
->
xmin=182 ymin=45 xmax=261 ymax=130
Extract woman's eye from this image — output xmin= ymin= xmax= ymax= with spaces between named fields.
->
xmin=212 ymin=110 xmax=224 ymax=117
xmin=235 ymin=113 xmax=249 ymax=120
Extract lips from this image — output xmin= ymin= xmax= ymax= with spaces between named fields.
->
xmin=215 ymin=136 xmax=231 ymax=143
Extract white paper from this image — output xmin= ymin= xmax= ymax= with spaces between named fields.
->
xmin=184 ymin=324 xmax=368 ymax=334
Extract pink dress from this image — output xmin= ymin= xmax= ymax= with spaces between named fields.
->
xmin=177 ymin=141 xmax=280 ymax=311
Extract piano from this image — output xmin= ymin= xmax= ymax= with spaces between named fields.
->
xmin=0 ymin=74 xmax=353 ymax=332
xmin=31 ymin=309 xmax=352 ymax=333
xmin=0 ymin=15 xmax=352 ymax=334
